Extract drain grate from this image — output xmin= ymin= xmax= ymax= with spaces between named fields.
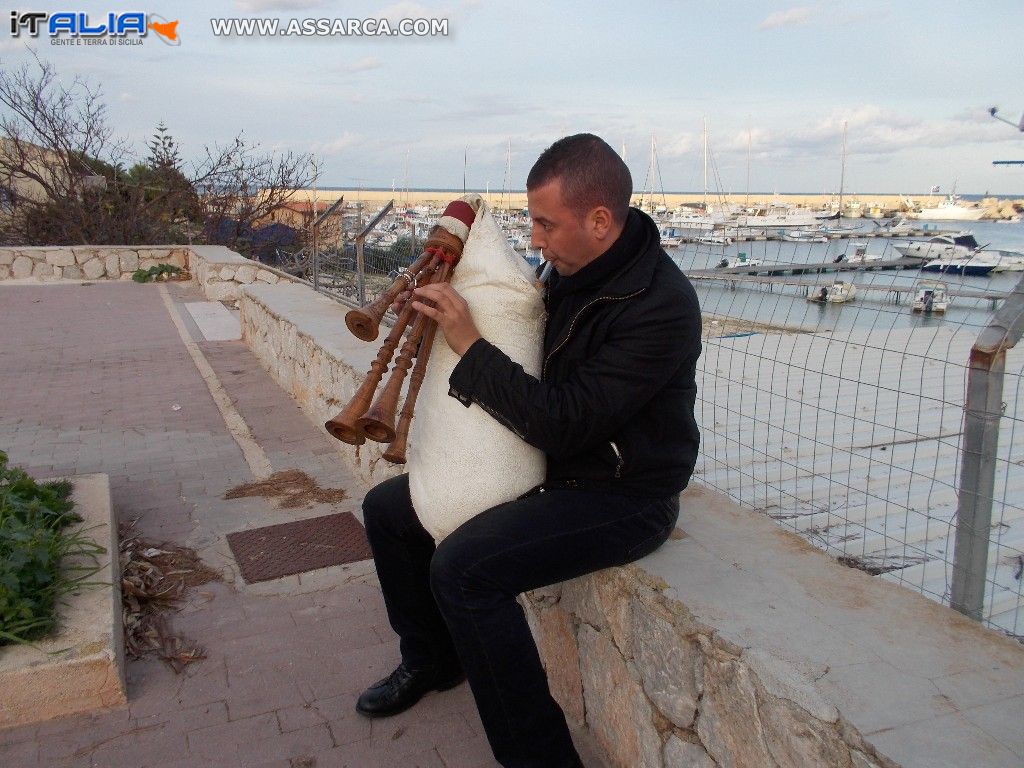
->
xmin=226 ymin=512 xmax=373 ymax=584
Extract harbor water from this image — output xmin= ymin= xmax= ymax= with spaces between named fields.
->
xmin=662 ymin=219 xmax=1024 ymax=335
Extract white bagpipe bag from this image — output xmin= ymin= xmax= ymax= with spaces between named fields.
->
xmin=408 ymin=195 xmax=546 ymax=542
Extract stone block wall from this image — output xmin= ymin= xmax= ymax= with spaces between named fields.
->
xmin=187 ymin=245 xmax=293 ymax=305
xmin=0 ymin=246 xmax=187 ymax=281
xmin=0 ymin=245 xmax=297 ymax=303
xmin=522 ymin=568 xmax=895 ymax=768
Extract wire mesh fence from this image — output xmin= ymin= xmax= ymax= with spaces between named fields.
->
xmin=684 ymin=233 xmax=1024 ymax=638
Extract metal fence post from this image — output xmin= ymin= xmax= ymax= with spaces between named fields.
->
xmin=355 ymin=238 xmax=366 ymax=307
xmin=950 ymin=272 xmax=1024 ymax=620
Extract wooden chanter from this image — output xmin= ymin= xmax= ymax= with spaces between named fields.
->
xmin=324 ymin=199 xmax=477 ymax=463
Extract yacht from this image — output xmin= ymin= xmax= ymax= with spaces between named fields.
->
xmin=921 ymin=254 xmax=998 ymax=277
xmin=907 ymin=194 xmax=986 ymax=222
xmin=894 ymin=232 xmax=980 ymax=261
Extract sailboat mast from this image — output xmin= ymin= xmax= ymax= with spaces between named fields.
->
xmin=703 ymin=117 xmax=708 ymax=211
xmin=745 ymin=122 xmax=751 ymax=207
xmin=839 ymin=121 xmax=847 ymax=215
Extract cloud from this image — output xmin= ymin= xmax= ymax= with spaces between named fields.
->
xmin=344 ymin=57 xmax=382 ymax=73
xmin=758 ymin=6 xmax=815 ymax=30
xmin=713 ymin=106 xmax=1015 ymax=164
xmin=315 ymin=132 xmax=360 ymax=154
xmin=234 ymin=0 xmax=326 ymax=11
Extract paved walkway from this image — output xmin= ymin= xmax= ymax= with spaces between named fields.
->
xmin=0 ymin=282 xmax=500 ymax=767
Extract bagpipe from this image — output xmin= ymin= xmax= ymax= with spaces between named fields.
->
xmin=324 ymin=198 xmax=478 ymax=465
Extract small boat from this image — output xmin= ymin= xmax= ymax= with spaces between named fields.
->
xmin=808 ymin=280 xmax=857 ymax=304
xmin=894 ymin=232 xmax=980 ymax=261
xmin=813 ymin=209 xmax=841 ymax=221
xmin=697 ymin=234 xmax=733 ymax=246
xmin=782 ymin=229 xmax=828 ymax=243
xmin=921 ymin=256 xmax=997 ymax=277
xmin=912 ymin=280 xmax=949 ymax=313
xmin=872 ymin=216 xmax=915 ymax=235
xmin=716 ymin=253 xmax=762 ymax=271
xmin=835 ymin=243 xmax=884 ymax=265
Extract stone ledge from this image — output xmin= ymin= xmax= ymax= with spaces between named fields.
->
xmin=523 ymin=483 xmax=1024 ymax=768
xmin=0 ymin=474 xmax=127 ymax=730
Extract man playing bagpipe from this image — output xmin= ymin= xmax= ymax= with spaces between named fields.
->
xmin=356 ymin=133 xmax=702 ymax=768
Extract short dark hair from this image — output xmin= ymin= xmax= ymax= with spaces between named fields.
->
xmin=527 ymin=134 xmax=632 ymax=224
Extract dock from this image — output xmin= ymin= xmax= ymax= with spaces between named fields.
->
xmin=688 ymin=256 xmax=925 ymax=278
xmin=687 ymin=272 xmax=1009 ymax=304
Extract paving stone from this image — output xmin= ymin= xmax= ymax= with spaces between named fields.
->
xmin=0 ymin=283 xmax=495 ymax=768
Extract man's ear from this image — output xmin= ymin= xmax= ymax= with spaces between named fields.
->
xmin=589 ymin=206 xmax=614 ymax=240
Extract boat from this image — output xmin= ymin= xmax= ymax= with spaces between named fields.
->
xmin=921 ymin=255 xmax=998 ymax=277
xmin=782 ymin=229 xmax=828 ymax=243
xmin=813 ymin=209 xmax=841 ymax=221
xmin=989 ymin=251 xmax=1024 ymax=271
xmin=893 ymin=232 xmax=980 ymax=260
xmin=912 ymin=280 xmax=949 ymax=313
xmin=834 ymin=243 xmax=883 ymax=265
xmin=808 ymin=280 xmax=857 ymax=304
xmin=907 ymin=193 xmax=986 ymax=221
xmin=872 ymin=216 xmax=915 ymax=235
xmin=696 ymin=234 xmax=733 ymax=246
xmin=716 ymin=253 xmax=762 ymax=271
xmin=734 ymin=204 xmax=817 ymax=228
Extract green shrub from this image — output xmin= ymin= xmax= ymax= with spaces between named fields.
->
xmin=0 ymin=451 xmax=103 ymax=645
xmin=131 ymin=263 xmax=183 ymax=283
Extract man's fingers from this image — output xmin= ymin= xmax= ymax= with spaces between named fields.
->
xmin=411 ymin=300 xmax=441 ymax=322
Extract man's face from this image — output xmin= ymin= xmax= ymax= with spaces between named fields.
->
xmin=527 ymin=179 xmax=603 ymax=277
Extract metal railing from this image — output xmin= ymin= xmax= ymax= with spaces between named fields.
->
xmin=687 ymin=236 xmax=1024 ymax=637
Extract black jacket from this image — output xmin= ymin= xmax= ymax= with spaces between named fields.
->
xmin=448 ymin=208 xmax=701 ymax=498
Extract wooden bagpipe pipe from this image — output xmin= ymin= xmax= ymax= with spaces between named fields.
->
xmin=323 ymin=198 xmax=479 ymax=464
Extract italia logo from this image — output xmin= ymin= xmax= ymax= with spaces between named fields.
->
xmin=9 ymin=11 xmax=180 ymax=45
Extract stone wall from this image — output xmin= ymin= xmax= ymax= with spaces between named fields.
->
xmin=187 ymin=245 xmax=294 ymax=305
xmin=0 ymin=245 xmax=298 ymax=303
xmin=0 ymin=246 xmax=188 ymax=281
xmin=522 ymin=568 xmax=894 ymax=768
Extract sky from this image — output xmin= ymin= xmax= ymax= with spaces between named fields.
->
xmin=2 ymin=0 xmax=1023 ymax=195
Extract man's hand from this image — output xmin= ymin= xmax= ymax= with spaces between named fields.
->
xmin=411 ymin=283 xmax=482 ymax=356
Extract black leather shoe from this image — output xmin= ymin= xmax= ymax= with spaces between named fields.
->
xmin=355 ymin=661 xmax=465 ymax=718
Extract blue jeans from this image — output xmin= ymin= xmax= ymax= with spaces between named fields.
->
xmin=362 ymin=474 xmax=679 ymax=768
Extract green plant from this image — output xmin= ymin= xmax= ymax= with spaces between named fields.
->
xmin=131 ymin=263 xmax=183 ymax=283
xmin=0 ymin=451 xmax=104 ymax=646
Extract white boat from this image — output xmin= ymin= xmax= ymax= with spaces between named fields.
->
xmin=734 ymin=204 xmax=817 ymax=229
xmin=782 ymin=229 xmax=828 ymax=243
xmin=872 ymin=216 xmax=915 ymax=235
xmin=893 ymin=232 xmax=980 ymax=261
xmin=716 ymin=254 xmax=762 ymax=270
xmin=912 ymin=281 xmax=948 ymax=313
xmin=696 ymin=234 xmax=733 ymax=246
xmin=835 ymin=243 xmax=884 ymax=265
xmin=808 ymin=280 xmax=857 ymax=304
xmin=907 ymin=194 xmax=986 ymax=221
xmin=989 ymin=250 xmax=1024 ymax=271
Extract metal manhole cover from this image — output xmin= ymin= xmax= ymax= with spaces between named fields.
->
xmin=226 ymin=511 xmax=373 ymax=584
